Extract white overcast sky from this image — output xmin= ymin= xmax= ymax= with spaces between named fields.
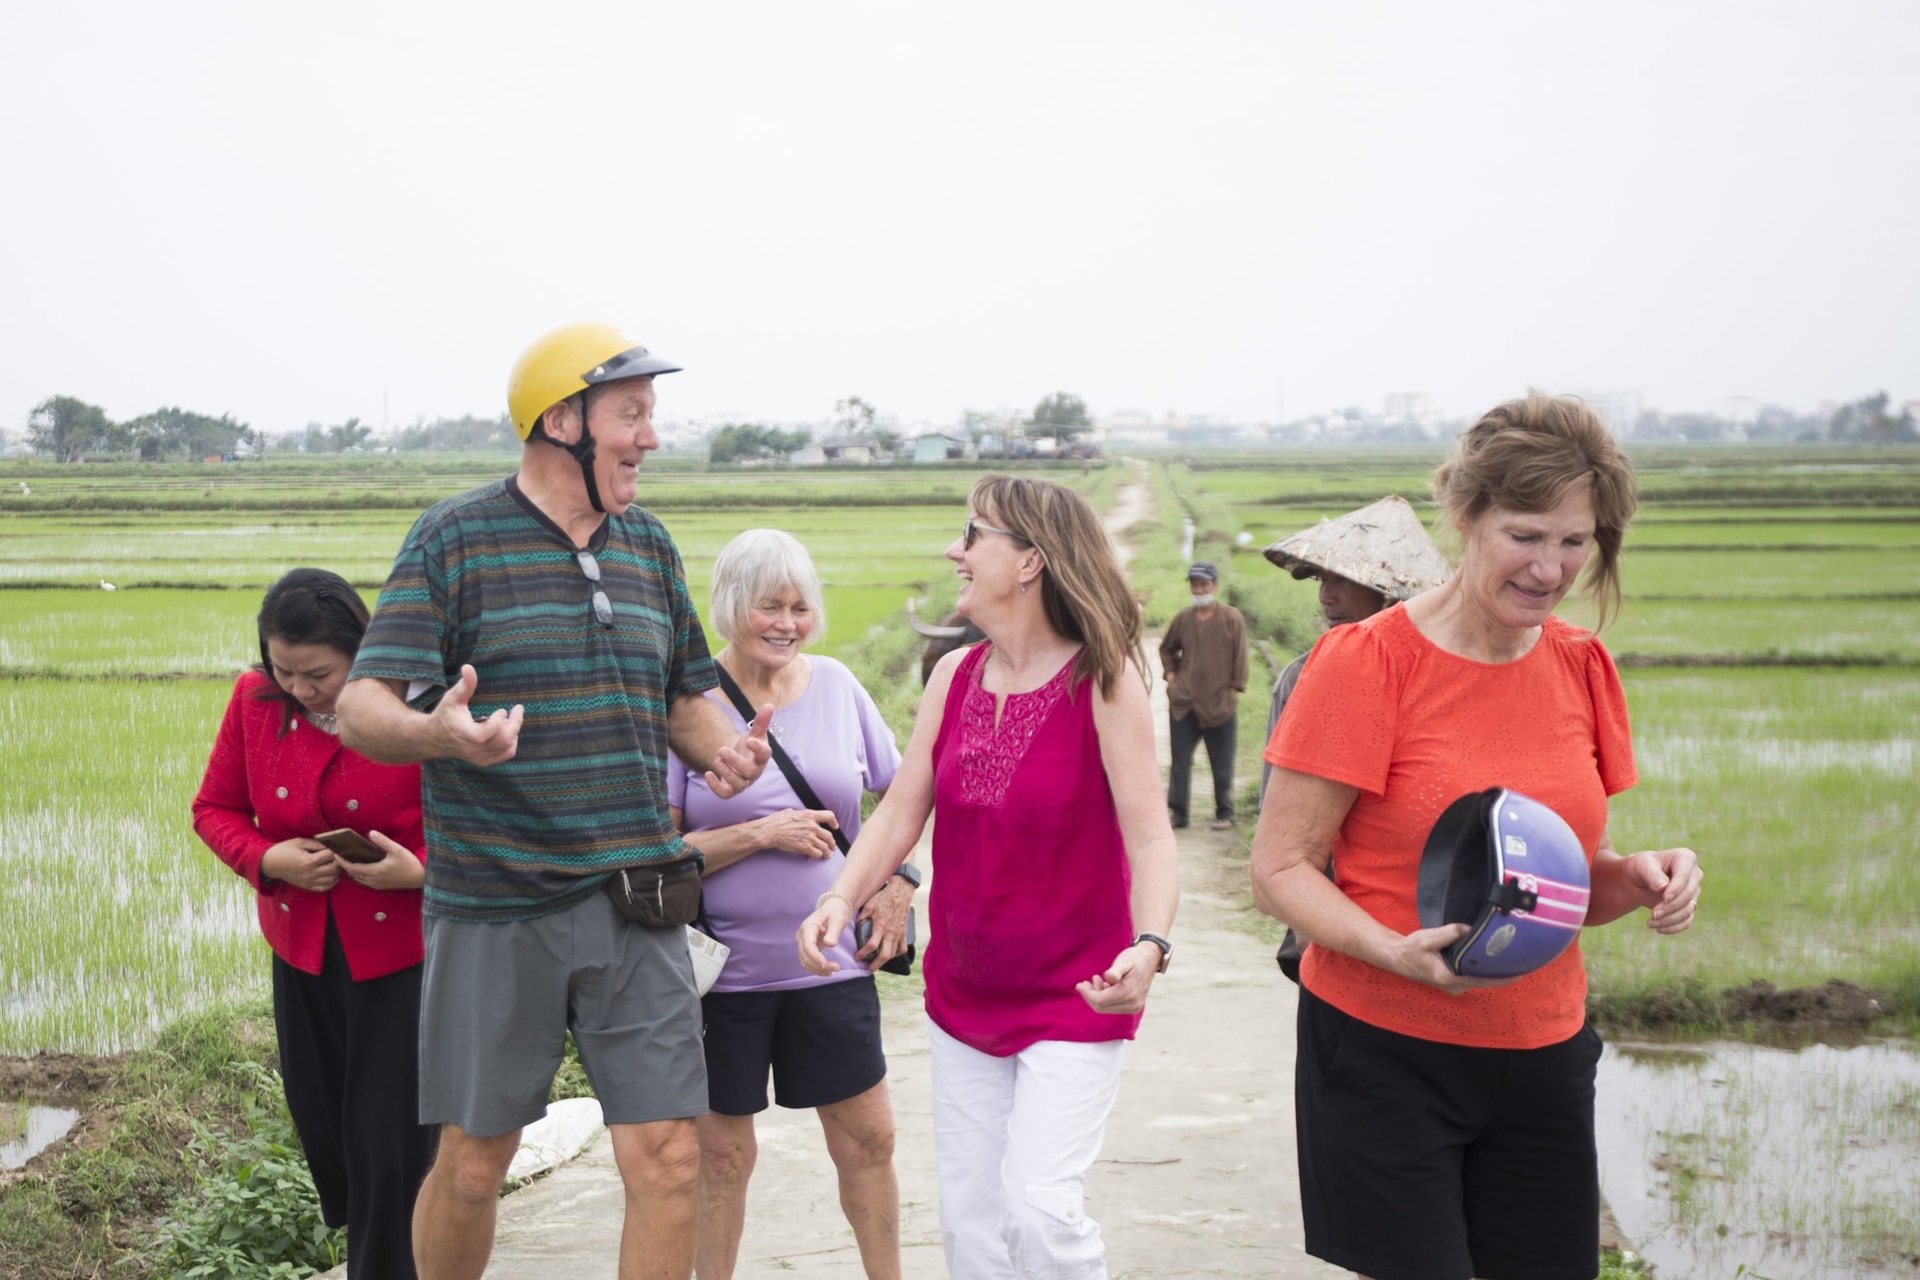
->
xmin=3 ymin=0 xmax=1915 ymax=435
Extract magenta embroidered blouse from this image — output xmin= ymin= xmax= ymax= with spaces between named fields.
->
xmin=925 ymin=643 xmax=1141 ymax=1056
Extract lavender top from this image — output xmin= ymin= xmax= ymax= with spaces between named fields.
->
xmin=668 ymin=656 xmax=902 ymax=992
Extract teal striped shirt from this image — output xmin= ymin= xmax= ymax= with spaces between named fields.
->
xmin=351 ymin=477 xmax=717 ymax=922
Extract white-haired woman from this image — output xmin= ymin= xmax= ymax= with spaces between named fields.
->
xmin=666 ymin=528 xmax=912 ymax=1280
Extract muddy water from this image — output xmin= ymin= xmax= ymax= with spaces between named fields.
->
xmin=1596 ymin=1038 xmax=1920 ymax=1280
xmin=0 ymin=1104 xmax=80 ymax=1169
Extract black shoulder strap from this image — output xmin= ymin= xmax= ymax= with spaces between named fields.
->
xmin=711 ymin=664 xmax=852 ymax=855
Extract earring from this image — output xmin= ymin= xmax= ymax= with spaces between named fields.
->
xmin=1019 ymin=582 xmax=1028 ymax=594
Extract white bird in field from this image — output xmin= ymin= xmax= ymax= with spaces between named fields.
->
xmin=17 ymin=482 xmax=27 ymax=494
xmin=99 ymin=580 xmax=117 ymax=591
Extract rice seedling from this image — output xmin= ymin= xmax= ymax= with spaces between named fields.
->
xmin=0 ymin=677 xmax=262 ymax=1055
xmin=0 ymin=511 xmax=424 ymax=588
xmin=1625 ymin=512 xmax=1920 ymax=550
xmin=1620 ymin=546 xmax=1916 ymax=600
xmin=1590 ymin=669 xmax=1920 ymax=1002
xmin=1603 ymin=598 xmax=1920 ymax=662
xmin=0 ymin=591 xmax=261 ymax=675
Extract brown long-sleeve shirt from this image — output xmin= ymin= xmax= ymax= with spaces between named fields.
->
xmin=1159 ymin=603 xmax=1248 ymax=728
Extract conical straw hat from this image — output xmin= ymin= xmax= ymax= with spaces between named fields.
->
xmin=1262 ymin=495 xmax=1450 ymax=601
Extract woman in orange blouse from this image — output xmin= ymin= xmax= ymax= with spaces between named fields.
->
xmin=192 ymin=568 xmax=434 ymax=1280
xmin=1251 ymin=395 xmax=1703 ymax=1280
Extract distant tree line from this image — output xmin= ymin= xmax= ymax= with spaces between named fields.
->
xmin=702 ymin=391 xmax=1097 ymax=466
xmin=25 ymin=395 xmax=257 ymax=462
xmin=391 ymin=413 xmax=517 ymax=451
xmin=1824 ymin=392 xmax=1916 ymax=444
xmin=1634 ymin=392 xmax=1916 ymax=444
xmin=20 ymin=387 xmax=1908 ymax=463
xmin=16 ymin=394 xmax=526 ymax=460
xmin=707 ymin=423 xmax=813 ymax=463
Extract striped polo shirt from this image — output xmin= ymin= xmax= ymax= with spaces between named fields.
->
xmin=351 ymin=477 xmax=717 ymax=923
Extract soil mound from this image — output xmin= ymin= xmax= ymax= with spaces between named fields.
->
xmin=1 ymin=1052 xmax=115 ymax=1102
xmin=1724 ymin=978 xmax=1885 ymax=1029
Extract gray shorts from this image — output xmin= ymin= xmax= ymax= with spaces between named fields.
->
xmin=418 ymin=890 xmax=707 ymax=1138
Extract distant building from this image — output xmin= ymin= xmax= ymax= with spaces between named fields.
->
xmin=819 ymin=436 xmax=879 ymax=463
xmin=911 ymin=434 xmax=969 ymax=463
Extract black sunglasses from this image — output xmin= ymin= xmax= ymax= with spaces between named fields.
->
xmin=963 ymin=518 xmax=1026 ymax=550
xmin=575 ymin=550 xmax=614 ymax=628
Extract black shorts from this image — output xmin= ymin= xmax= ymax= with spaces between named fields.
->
xmin=1295 ymin=989 xmax=1603 ymax=1280
xmin=702 ymin=976 xmax=886 ymax=1115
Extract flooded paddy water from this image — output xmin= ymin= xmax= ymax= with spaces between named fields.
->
xmin=0 ymin=1101 xmax=79 ymax=1170
xmin=1597 ymin=1037 xmax=1920 ymax=1280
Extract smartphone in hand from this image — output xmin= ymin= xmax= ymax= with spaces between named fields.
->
xmin=314 ymin=828 xmax=383 ymax=864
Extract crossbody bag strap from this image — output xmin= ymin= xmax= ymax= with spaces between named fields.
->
xmin=711 ymin=663 xmax=852 ymax=855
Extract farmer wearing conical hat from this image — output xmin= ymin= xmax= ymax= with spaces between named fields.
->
xmin=1256 ymin=495 xmax=1450 ymax=979
xmin=1260 ymin=495 xmax=1451 ymax=783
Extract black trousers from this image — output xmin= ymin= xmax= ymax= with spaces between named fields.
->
xmin=273 ymin=915 xmax=436 ymax=1280
xmin=1168 ymin=710 xmax=1236 ymax=823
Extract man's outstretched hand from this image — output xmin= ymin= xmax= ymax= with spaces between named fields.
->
xmin=434 ymin=664 xmax=522 ymax=766
xmin=705 ymin=702 xmax=773 ymax=798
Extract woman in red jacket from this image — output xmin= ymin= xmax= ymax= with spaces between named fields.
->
xmin=192 ymin=568 xmax=434 ymax=1280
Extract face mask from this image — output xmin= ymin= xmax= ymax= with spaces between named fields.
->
xmin=1190 ymin=592 xmax=1217 ymax=609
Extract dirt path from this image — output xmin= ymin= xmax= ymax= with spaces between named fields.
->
xmin=324 ymin=470 xmax=1341 ymax=1279
xmin=1103 ymin=458 xmax=1153 ymax=569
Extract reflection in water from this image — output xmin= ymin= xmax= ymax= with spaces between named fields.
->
xmin=1596 ymin=1039 xmax=1920 ymax=1280
xmin=0 ymin=1103 xmax=81 ymax=1169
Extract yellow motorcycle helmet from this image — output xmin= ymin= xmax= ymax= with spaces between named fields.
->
xmin=506 ymin=322 xmax=682 ymax=440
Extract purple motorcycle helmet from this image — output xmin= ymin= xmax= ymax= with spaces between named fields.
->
xmin=1416 ymin=788 xmax=1591 ymax=978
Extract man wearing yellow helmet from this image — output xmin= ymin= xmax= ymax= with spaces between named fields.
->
xmin=338 ymin=323 xmax=773 ymax=1280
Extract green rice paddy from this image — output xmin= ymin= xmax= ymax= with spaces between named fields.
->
xmin=0 ymin=677 xmax=259 ymax=1052
xmin=1594 ymin=667 xmax=1920 ymax=999
xmin=0 ymin=458 xmax=1091 ymax=1053
xmin=3 ymin=447 xmax=1918 ymax=1054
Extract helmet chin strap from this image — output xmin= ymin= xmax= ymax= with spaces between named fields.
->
xmin=535 ymin=393 xmax=605 ymax=513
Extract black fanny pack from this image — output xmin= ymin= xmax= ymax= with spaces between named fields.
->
xmin=605 ymin=855 xmax=704 ymax=928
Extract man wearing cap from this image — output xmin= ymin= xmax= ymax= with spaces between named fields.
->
xmin=337 ymin=323 xmax=773 ymax=1280
xmin=1159 ymin=561 xmax=1248 ymax=831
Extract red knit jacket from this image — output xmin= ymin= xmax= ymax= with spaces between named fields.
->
xmin=192 ymin=670 xmax=426 ymax=979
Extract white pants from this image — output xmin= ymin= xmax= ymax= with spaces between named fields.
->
xmin=929 ymin=1018 xmax=1128 ymax=1280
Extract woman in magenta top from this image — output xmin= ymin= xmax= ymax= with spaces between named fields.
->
xmin=192 ymin=568 xmax=434 ymax=1280
xmin=800 ymin=476 xmax=1180 ymax=1279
